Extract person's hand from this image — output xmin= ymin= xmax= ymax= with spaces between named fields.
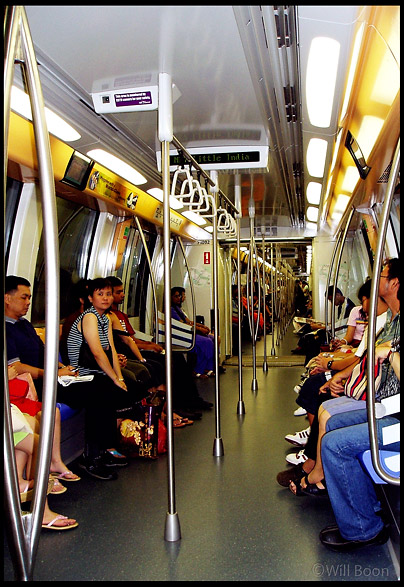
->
xmin=114 ymin=377 xmax=127 ymax=391
xmin=58 ymin=365 xmax=78 ymax=377
xmin=7 ymin=365 xmax=18 ymax=380
xmin=117 ymin=354 xmax=127 ymax=367
xmin=375 ymin=342 xmax=392 ymax=364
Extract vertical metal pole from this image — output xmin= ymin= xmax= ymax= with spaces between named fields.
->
xmin=4 ymin=7 xmax=59 ymax=581
xmin=366 ymin=139 xmax=400 ymax=485
xmin=211 ymin=171 xmax=224 ymax=456
xmin=262 ymin=236 xmax=268 ymax=372
xmin=234 ymin=175 xmax=245 ymax=414
xmin=159 ymin=73 xmax=181 ymax=542
xmin=248 ymin=196 xmax=258 ymax=391
xmin=330 ymin=207 xmax=355 ymax=341
xmin=270 ymin=244 xmax=276 ymax=355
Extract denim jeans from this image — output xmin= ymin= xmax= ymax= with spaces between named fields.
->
xmin=322 ymin=409 xmax=400 ymax=541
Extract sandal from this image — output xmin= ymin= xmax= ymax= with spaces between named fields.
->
xmin=300 ymin=475 xmax=328 ymax=497
xmin=173 ymin=418 xmax=186 ymax=428
xmin=50 ymin=470 xmax=80 ymax=482
xmin=288 ymin=468 xmax=308 ymax=495
xmin=49 ymin=477 xmax=67 ymax=495
xmin=20 ymin=482 xmax=34 ymax=503
xmin=107 ymin=448 xmax=127 ymax=459
xmin=42 ymin=515 xmax=78 ymax=531
xmin=205 ymin=370 xmax=215 ymax=377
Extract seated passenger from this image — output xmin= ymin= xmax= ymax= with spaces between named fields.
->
xmin=171 ymin=286 xmax=215 ymax=378
xmin=289 ymin=259 xmax=400 ymax=502
xmin=277 ymin=280 xmax=388 ymax=488
xmin=11 ymin=402 xmax=78 ymax=530
xmin=8 ymin=363 xmax=80 ymax=486
xmin=107 ymin=275 xmax=212 ymax=414
xmin=291 ymin=285 xmax=356 ymax=360
xmin=5 ymin=275 xmax=78 ymax=400
xmin=5 ymin=275 xmax=125 ymax=480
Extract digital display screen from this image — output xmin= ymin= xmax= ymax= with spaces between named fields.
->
xmin=61 ymin=151 xmax=94 ymax=190
xmin=169 ymin=151 xmax=261 ymax=167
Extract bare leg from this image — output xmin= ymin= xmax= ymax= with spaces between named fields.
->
xmin=35 ymin=409 xmax=79 ymax=480
xmin=300 ymin=405 xmax=329 ymax=489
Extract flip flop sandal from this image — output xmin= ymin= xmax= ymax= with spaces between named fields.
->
xmin=42 ymin=515 xmax=79 ymax=531
xmin=50 ymin=478 xmax=67 ymax=495
xmin=180 ymin=418 xmax=194 ymax=426
xmin=50 ymin=470 xmax=81 ymax=482
xmin=173 ymin=418 xmax=187 ymax=428
xmin=107 ymin=449 xmax=127 ymax=459
xmin=20 ymin=483 xmax=34 ymax=503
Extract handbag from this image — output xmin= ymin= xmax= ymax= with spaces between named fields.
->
xmin=79 ymin=316 xmax=113 ymax=370
xmin=344 ymin=354 xmax=382 ymax=401
xmin=119 ymin=401 xmax=160 ymax=459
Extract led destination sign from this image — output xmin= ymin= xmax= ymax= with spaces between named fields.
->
xmin=170 ymin=151 xmax=260 ymax=166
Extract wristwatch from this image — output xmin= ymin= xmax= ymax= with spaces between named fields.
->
xmin=327 ymin=360 xmax=333 ymax=370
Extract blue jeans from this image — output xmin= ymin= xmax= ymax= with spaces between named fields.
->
xmin=322 ymin=409 xmax=400 ymax=541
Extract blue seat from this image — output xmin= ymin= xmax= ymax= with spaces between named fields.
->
xmin=358 ymin=449 xmax=400 ymax=484
xmin=56 ymin=402 xmax=79 ymax=422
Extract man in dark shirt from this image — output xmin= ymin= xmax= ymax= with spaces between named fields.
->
xmin=5 ymin=275 xmax=76 ymax=398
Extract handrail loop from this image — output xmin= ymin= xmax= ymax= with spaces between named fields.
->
xmin=366 ymin=139 xmax=400 ymax=486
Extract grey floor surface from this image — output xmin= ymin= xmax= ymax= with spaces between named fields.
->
xmin=4 ymin=324 xmax=399 ymax=581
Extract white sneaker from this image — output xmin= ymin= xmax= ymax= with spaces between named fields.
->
xmin=294 ymin=384 xmax=302 ymax=394
xmin=285 ymin=426 xmax=311 ymax=447
xmin=286 ymin=449 xmax=308 ymax=465
xmin=294 ymin=406 xmax=307 ymax=416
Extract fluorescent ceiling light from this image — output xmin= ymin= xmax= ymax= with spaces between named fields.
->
xmin=341 ymin=166 xmax=360 ymax=193
xmin=182 ymin=210 xmax=207 ymax=226
xmin=333 ymin=194 xmax=350 ymax=215
xmin=204 ymin=225 xmax=214 ymax=233
xmin=306 ymin=37 xmax=340 ymax=128
xmin=147 ymin=187 xmax=183 ymax=210
xmin=370 ymin=51 xmax=400 ymax=107
xmin=305 ymin=221 xmax=318 ymax=232
xmin=11 ymin=85 xmax=81 ymax=141
xmin=87 ymin=148 xmax=147 ymax=185
xmin=306 ymin=182 xmax=322 ymax=205
xmin=340 ymin=23 xmax=365 ymax=122
xmin=355 ymin=116 xmax=384 ymax=160
xmin=306 ymin=206 xmax=319 ymax=223
xmin=306 ymin=138 xmax=328 ymax=178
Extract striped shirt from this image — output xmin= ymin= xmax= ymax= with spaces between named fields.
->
xmin=67 ymin=307 xmax=110 ymax=376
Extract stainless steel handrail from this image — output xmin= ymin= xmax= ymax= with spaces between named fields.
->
xmin=133 ymin=216 xmax=159 ymax=343
xmin=4 ymin=6 xmax=60 ymax=581
xmin=324 ymin=229 xmax=343 ymax=344
xmin=366 ymin=139 xmax=400 ymax=486
xmin=176 ymin=236 xmax=197 ymax=351
xmin=329 ymin=206 xmax=355 ymax=341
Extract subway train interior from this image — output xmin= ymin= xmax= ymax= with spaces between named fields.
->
xmin=4 ymin=5 xmax=400 ymax=581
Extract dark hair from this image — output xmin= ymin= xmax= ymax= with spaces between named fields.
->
xmin=327 ymin=285 xmax=343 ymax=298
xmin=383 ymin=257 xmax=400 ymax=301
xmin=357 ymin=279 xmax=372 ymax=301
xmin=84 ymin=278 xmax=113 ymax=309
xmin=5 ymin=275 xmax=31 ymax=294
xmin=105 ymin=275 xmax=123 ymax=289
xmin=171 ymin=286 xmax=184 ymax=299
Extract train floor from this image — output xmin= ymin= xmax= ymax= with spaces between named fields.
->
xmin=4 ymin=322 xmax=399 ymax=581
